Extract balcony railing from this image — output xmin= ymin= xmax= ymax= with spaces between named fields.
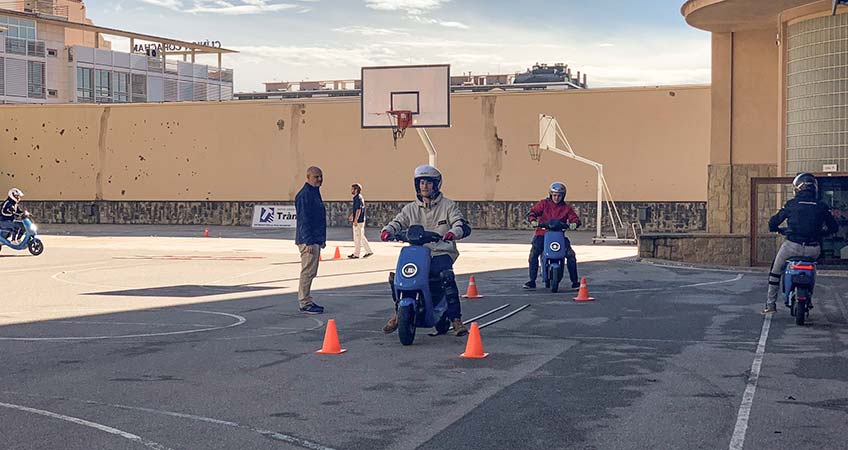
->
xmin=4 ymin=36 xmax=44 ymax=57
xmin=0 ymin=1 xmax=69 ymax=19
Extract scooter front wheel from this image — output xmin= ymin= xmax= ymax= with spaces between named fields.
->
xmin=28 ymin=238 xmax=44 ymax=256
xmin=550 ymin=267 xmax=560 ymax=293
xmin=397 ymin=302 xmax=416 ymax=346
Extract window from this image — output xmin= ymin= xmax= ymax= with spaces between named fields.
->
xmin=95 ymin=69 xmax=111 ymax=103
xmin=0 ymin=16 xmax=37 ymax=41
xmin=76 ymin=67 xmax=93 ymax=102
xmin=113 ymin=72 xmax=129 ymax=103
xmin=27 ymin=61 xmax=45 ymax=99
xmin=131 ymin=73 xmax=147 ymax=102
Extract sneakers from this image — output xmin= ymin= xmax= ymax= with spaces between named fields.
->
xmin=347 ymin=254 xmax=359 ymax=259
xmin=299 ymin=303 xmax=324 ymax=314
xmin=762 ymin=304 xmax=777 ymax=314
xmin=452 ymin=319 xmax=468 ymax=337
xmin=570 ymin=282 xmax=581 ymax=290
xmin=522 ymin=281 xmax=536 ymax=290
xmin=363 ymin=252 xmax=374 ymax=258
xmin=383 ymin=313 xmax=398 ymax=334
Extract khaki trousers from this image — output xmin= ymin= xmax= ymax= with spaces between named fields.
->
xmin=352 ymin=222 xmax=372 ymax=256
xmin=298 ymin=243 xmax=321 ymax=307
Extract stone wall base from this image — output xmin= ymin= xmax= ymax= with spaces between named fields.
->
xmin=25 ymin=200 xmax=707 ymax=232
xmin=638 ymin=233 xmax=750 ymax=266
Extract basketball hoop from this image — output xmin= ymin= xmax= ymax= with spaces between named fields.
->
xmin=387 ymin=110 xmax=413 ymax=148
xmin=528 ymin=143 xmax=542 ymax=162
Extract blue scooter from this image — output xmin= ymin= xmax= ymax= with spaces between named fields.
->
xmin=538 ymin=219 xmax=569 ymax=293
xmin=387 ymin=225 xmax=451 ymax=346
xmin=0 ymin=212 xmax=44 ymax=256
xmin=778 ymin=229 xmax=817 ymax=326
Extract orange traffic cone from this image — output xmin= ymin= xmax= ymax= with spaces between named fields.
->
xmin=204 ymin=228 xmax=209 ymax=237
xmin=316 ymin=319 xmax=347 ymax=354
xmin=462 ymin=275 xmax=484 ymax=299
xmin=460 ymin=322 xmax=489 ymax=359
xmin=572 ymin=277 xmax=595 ymax=302
xmin=333 ymin=246 xmax=341 ymax=260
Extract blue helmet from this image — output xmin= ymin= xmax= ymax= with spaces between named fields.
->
xmin=414 ymin=165 xmax=442 ymax=198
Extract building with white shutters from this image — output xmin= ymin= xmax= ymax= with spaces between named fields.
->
xmin=0 ymin=1 xmax=235 ymax=104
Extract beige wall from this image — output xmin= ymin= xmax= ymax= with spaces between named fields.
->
xmin=731 ymin=29 xmax=779 ymax=165
xmin=0 ymin=86 xmax=710 ymax=202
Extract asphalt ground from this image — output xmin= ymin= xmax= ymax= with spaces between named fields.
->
xmin=1 ymin=225 xmax=847 ymax=450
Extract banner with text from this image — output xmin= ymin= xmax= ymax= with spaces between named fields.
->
xmin=252 ymin=205 xmax=297 ymax=228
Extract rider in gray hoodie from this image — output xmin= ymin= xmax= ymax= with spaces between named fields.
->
xmin=380 ymin=165 xmax=471 ymax=336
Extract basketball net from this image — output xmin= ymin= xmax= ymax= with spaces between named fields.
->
xmin=387 ymin=110 xmax=413 ymax=148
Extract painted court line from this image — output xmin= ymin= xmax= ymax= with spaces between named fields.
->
xmin=0 ymin=401 xmax=174 ymax=450
xmin=729 ymin=313 xmax=772 ymax=450
xmin=0 ymin=310 xmax=246 ymax=341
xmin=3 ymin=393 xmax=337 ymax=450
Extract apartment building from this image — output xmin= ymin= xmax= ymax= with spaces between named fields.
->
xmin=0 ymin=2 xmax=235 ymax=104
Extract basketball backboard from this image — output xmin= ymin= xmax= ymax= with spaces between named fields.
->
xmin=361 ymin=64 xmax=451 ymax=129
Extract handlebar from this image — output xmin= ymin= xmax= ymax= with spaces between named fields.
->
xmin=390 ymin=225 xmax=443 ymax=245
xmin=534 ymin=219 xmax=569 ymax=232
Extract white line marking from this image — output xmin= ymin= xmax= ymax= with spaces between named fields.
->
xmin=683 ymin=274 xmax=744 ymax=287
xmin=1 ymin=260 xmax=108 ymax=275
xmin=0 ymin=401 xmax=175 ymax=450
xmin=50 ymin=263 xmax=153 ymax=289
xmin=729 ymin=313 xmax=772 ymax=450
xmin=2 ymin=393 xmax=337 ymax=450
xmin=0 ymin=310 xmax=246 ymax=341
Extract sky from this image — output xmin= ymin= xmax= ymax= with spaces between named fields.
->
xmin=83 ymin=0 xmax=711 ymax=92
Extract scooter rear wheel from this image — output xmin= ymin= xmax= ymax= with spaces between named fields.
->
xmin=397 ymin=302 xmax=416 ymax=346
xmin=794 ymin=288 xmax=808 ymax=326
xmin=434 ymin=314 xmax=451 ymax=335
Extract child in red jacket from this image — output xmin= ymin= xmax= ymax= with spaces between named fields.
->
xmin=524 ymin=182 xmax=581 ymax=290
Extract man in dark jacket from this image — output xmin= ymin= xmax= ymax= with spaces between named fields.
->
xmin=763 ymin=173 xmax=838 ymax=314
xmin=524 ymin=181 xmax=581 ymax=290
xmin=295 ymin=166 xmax=327 ymax=314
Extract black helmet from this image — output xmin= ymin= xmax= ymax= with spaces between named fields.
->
xmin=792 ymin=173 xmax=817 ymax=196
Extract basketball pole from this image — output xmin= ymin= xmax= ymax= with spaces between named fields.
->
xmin=417 ymin=128 xmax=438 ymax=167
xmin=538 ymin=114 xmax=635 ymax=244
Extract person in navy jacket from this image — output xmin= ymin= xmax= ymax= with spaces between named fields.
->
xmin=524 ymin=182 xmax=581 ymax=290
xmin=295 ymin=166 xmax=327 ymax=314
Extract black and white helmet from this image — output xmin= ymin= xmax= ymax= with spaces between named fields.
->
xmin=792 ymin=173 xmax=817 ymax=196
xmin=414 ymin=165 xmax=442 ymax=197
xmin=7 ymin=188 xmax=23 ymax=202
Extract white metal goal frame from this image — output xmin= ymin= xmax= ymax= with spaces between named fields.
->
xmin=535 ymin=114 xmax=637 ymax=245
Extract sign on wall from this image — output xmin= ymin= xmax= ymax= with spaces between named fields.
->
xmin=251 ymin=205 xmax=296 ymax=228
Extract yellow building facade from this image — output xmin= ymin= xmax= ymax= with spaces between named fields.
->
xmin=668 ymin=0 xmax=848 ymax=265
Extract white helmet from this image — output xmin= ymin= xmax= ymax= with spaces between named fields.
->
xmin=413 ymin=165 xmax=442 ymax=197
xmin=8 ymin=188 xmax=23 ymax=202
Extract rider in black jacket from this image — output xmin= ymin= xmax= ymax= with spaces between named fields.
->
xmin=1 ymin=188 xmax=25 ymax=242
xmin=764 ymin=173 xmax=838 ymax=314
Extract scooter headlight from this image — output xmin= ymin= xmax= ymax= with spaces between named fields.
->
xmin=30 ymin=224 xmax=37 ymax=232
